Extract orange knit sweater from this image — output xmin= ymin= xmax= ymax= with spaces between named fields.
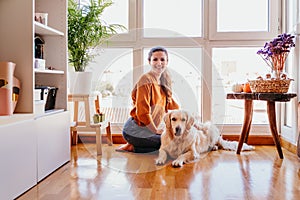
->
xmin=130 ymin=71 xmax=179 ymax=132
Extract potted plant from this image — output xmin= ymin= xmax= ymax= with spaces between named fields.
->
xmin=68 ymin=0 xmax=125 ymax=94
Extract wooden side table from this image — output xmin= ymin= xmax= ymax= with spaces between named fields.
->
xmin=68 ymin=94 xmax=113 ymax=155
xmin=226 ymin=93 xmax=297 ymax=159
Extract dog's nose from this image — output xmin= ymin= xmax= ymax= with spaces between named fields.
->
xmin=175 ymin=126 xmax=181 ymax=136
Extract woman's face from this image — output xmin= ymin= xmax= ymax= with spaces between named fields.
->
xmin=149 ymin=51 xmax=168 ymax=76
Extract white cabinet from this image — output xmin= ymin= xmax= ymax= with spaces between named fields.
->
xmin=0 ymin=112 xmax=71 ymax=199
xmin=0 ymin=120 xmax=37 ymax=200
xmin=36 ymin=111 xmax=70 ymax=181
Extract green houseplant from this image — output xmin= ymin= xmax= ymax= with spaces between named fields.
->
xmin=68 ymin=0 xmax=125 ymax=72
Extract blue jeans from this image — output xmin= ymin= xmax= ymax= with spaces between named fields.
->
xmin=122 ymin=117 xmax=161 ymax=153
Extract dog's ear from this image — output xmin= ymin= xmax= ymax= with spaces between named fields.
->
xmin=164 ymin=112 xmax=171 ymax=129
xmin=163 ymin=112 xmax=174 ymax=140
xmin=186 ymin=111 xmax=195 ymax=130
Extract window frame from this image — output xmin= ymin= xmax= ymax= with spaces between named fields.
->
xmin=280 ymin=0 xmax=299 ymax=144
xmin=208 ymin=0 xmax=280 ymax=40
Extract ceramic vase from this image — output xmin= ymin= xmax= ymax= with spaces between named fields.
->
xmin=12 ymin=76 xmax=21 ymax=111
xmin=0 ymin=61 xmax=17 ymax=115
xmin=69 ymin=71 xmax=93 ymax=94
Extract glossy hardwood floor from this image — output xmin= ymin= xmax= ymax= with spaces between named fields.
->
xmin=17 ymin=143 xmax=300 ymax=200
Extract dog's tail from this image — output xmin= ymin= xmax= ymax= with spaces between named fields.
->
xmin=217 ymin=137 xmax=255 ymax=151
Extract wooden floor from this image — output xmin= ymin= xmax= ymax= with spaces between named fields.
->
xmin=17 ymin=143 xmax=300 ymax=200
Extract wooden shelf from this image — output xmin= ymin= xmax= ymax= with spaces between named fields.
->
xmin=34 ymin=21 xmax=64 ymax=36
xmin=34 ymin=69 xmax=64 ymax=74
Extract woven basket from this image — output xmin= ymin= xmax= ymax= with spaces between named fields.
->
xmin=248 ymin=79 xmax=291 ymax=93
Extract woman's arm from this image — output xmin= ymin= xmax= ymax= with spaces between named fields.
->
xmin=135 ymin=82 xmax=161 ymax=133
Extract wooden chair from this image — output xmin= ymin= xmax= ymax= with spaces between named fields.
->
xmin=68 ymin=94 xmax=113 ymax=155
xmin=70 ymin=121 xmax=78 ymax=146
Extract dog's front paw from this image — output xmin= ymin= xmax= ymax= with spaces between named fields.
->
xmin=172 ymin=159 xmax=184 ymax=167
xmin=155 ymin=157 xmax=166 ymax=165
xmin=212 ymin=145 xmax=218 ymax=151
xmin=155 ymin=150 xmax=168 ymax=165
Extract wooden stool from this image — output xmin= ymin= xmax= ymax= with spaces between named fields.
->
xmin=68 ymin=94 xmax=113 ymax=155
xmin=70 ymin=121 xmax=78 ymax=145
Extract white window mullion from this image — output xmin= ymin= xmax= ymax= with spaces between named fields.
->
xmin=202 ymin=44 xmax=212 ymax=122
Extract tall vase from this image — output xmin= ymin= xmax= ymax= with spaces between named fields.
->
xmin=0 ymin=61 xmax=16 ymax=115
xmin=272 ymin=61 xmax=285 ymax=79
xmin=272 ymin=69 xmax=283 ymax=79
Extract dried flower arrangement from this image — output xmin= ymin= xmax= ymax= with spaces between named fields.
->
xmin=257 ymin=33 xmax=295 ymax=79
xmin=245 ymin=33 xmax=296 ymax=93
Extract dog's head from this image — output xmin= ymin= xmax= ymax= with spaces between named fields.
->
xmin=164 ymin=110 xmax=195 ymax=138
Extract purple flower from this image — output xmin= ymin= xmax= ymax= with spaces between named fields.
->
xmin=257 ymin=33 xmax=295 ymax=72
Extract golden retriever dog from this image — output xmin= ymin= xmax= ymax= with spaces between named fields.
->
xmin=155 ymin=110 xmax=254 ymax=167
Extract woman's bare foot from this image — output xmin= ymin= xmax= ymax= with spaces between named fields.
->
xmin=115 ymin=143 xmax=134 ymax=152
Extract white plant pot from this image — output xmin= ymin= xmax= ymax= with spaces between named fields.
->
xmin=69 ymin=71 xmax=93 ymax=94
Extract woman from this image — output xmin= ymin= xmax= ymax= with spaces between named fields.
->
xmin=116 ymin=46 xmax=179 ymax=153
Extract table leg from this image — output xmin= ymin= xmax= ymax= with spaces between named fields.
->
xmin=96 ymin=126 xmax=102 ymax=155
xmin=106 ymin=122 xmax=113 ymax=146
xmin=237 ymin=100 xmax=253 ymax=154
xmin=267 ymin=101 xmax=283 ymax=159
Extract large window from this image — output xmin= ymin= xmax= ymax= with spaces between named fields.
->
xmin=143 ymin=0 xmax=202 ymax=37
xmin=84 ymin=0 xmax=296 ymax=136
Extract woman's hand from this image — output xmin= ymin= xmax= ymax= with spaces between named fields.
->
xmin=156 ymin=129 xmax=164 ymax=135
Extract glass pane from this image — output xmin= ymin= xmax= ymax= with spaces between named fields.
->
xmin=79 ymin=0 xmax=128 ymax=34
xmin=217 ymin=0 xmax=269 ymax=32
xmin=88 ymin=48 xmax=133 ymax=123
xmin=101 ymin=0 xmax=128 ymax=34
xmin=144 ymin=48 xmax=202 ymax=117
xmin=143 ymin=0 xmax=202 ymax=37
xmin=284 ymin=50 xmax=295 ymax=127
xmin=212 ymin=47 xmax=270 ymax=124
xmin=286 ymin=0 xmax=298 ymax=33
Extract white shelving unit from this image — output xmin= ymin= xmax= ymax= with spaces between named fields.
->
xmin=0 ymin=0 xmax=70 ymax=199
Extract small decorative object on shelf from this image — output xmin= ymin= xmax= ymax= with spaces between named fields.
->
xmin=231 ymin=83 xmax=244 ymax=93
xmin=250 ymin=33 xmax=296 ymax=93
xmin=35 ymin=13 xmax=48 ymax=26
xmin=0 ymin=61 xmax=21 ymax=115
xmin=93 ymin=112 xmax=105 ymax=123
